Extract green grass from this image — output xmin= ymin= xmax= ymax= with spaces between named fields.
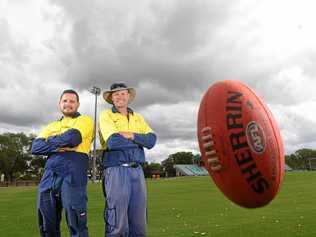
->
xmin=1 ymin=172 xmax=316 ymax=236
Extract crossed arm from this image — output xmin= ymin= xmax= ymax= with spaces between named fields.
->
xmin=31 ymin=129 xmax=82 ymax=156
xmin=107 ymin=132 xmax=157 ymax=151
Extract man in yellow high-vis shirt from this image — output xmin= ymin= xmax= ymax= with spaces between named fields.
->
xmin=99 ymin=83 xmax=157 ymax=237
xmin=31 ymin=89 xmax=93 ymax=237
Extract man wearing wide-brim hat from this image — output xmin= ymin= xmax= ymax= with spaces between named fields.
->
xmin=99 ymin=82 xmax=157 ymax=237
xmin=102 ymin=83 xmax=136 ymax=105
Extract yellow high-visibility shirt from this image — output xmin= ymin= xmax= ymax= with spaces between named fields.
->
xmin=99 ymin=108 xmax=153 ymax=150
xmin=37 ymin=114 xmax=94 ymax=154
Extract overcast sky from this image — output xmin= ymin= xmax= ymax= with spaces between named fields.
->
xmin=1 ymin=0 xmax=316 ymax=162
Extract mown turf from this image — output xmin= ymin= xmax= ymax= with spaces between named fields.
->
xmin=1 ymin=172 xmax=316 ymax=236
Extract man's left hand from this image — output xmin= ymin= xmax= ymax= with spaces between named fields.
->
xmin=59 ymin=147 xmax=77 ymax=152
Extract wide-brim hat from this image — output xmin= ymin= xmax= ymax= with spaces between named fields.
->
xmin=103 ymin=83 xmax=136 ymax=104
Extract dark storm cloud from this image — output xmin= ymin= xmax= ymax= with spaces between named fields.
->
xmin=0 ymin=85 xmax=63 ymax=128
xmin=0 ymin=110 xmax=42 ymax=127
xmin=50 ymin=0 xmax=237 ymax=107
xmin=138 ymin=102 xmax=198 ymax=143
xmin=1 ymin=0 xmax=316 ymax=160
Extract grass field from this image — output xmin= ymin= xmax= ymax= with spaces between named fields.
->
xmin=1 ymin=171 xmax=316 ymax=237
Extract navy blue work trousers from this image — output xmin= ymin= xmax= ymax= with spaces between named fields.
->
xmin=103 ymin=166 xmax=147 ymax=237
xmin=37 ymin=174 xmax=89 ymax=237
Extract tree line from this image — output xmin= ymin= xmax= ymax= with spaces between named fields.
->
xmin=0 ymin=132 xmax=315 ymax=182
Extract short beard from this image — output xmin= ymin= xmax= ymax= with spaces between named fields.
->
xmin=62 ymin=110 xmax=77 ymax=117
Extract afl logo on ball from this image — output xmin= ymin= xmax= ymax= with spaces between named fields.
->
xmin=246 ymin=121 xmax=266 ymax=154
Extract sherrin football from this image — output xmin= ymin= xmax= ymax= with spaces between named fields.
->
xmin=197 ymin=80 xmax=285 ymax=208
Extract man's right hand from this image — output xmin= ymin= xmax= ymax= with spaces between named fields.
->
xmin=119 ymin=132 xmax=134 ymax=140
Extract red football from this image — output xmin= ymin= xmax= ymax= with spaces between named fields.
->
xmin=197 ymin=80 xmax=285 ymax=208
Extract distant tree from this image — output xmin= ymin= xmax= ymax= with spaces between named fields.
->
xmin=161 ymin=151 xmax=195 ymax=177
xmin=193 ymin=154 xmax=202 ymax=165
xmin=285 ymin=154 xmax=299 ymax=170
xmin=143 ymin=162 xmax=161 ymax=178
xmin=27 ymin=156 xmax=46 ymax=179
xmin=168 ymin=151 xmax=195 ymax=164
xmin=285 ymin=148 xmax=316 ymax=170
xmin=161 ymin=157 xmax=175 ymax=177
xmin=88 ymin=149 xmax=103 ymax=180
xmin=0 ymin=133 xmax=33 ymax=181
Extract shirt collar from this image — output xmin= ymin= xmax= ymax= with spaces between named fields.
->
xmin=59 ymin=112 xmax=81 ymax=121
xmin=112 ymin=106 xmax=134 ymax=114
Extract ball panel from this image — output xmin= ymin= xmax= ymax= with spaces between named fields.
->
xmin=240 ymin=81 xmax=285 ymax=195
